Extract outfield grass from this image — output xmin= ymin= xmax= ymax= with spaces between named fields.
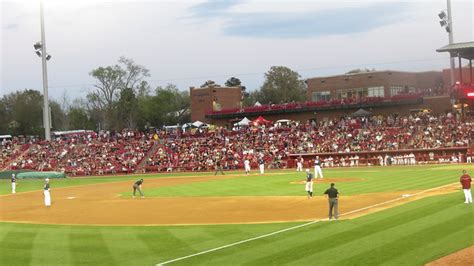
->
xmin=1 ymin=165 xmax=472 ymax=265
xmin=136 ymin=165 xmax=464 ymax=197
xmin=1 ymin=193 xmax=472 ymax=265
xmin=0 ymin=170 xmax=247 ymax=196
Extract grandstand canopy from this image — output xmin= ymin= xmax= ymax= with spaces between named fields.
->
xmin=436 ymin=41 xmax=474 ymax=60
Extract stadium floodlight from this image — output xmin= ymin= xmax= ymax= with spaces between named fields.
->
xmin=35 ymin=51 xmax=42 ymax=57
xmin=438 ymin=11 xmax=446 ymax=19
xmin=438 ymin=0 xmax=455 ymax=87
xmin=46 ymin=54 xmax=51 ymax=61
xmin=34 ymin=42 xmax=42 ymax=50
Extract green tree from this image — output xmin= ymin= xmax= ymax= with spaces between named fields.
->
xmin=67 ymin=107 xmax=91 ymax=130
xmin=88 ymin=57 xmax=150 ymax=130
xmin=225 ymin=77 xmax=242 ymax=87
xmin=140 ymin=84 xmax=190 ymax=127
xmin=117 ymin=87 xmax=138 ymax=129
xmin=1 ymin=90 xmax=44 ymax=136
xmin=200 ymin=80 xmax=220 ymax=88
xmin=345 ymin=68 xmax=376 ymax=74
xmin=256 ymin=66 xmax=306 ymax=104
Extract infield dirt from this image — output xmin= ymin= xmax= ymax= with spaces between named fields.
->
xmin=0 ymin=174 xmax=458 ymax=226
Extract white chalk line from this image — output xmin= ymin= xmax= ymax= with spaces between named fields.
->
xmin=156 ymin=182 xmax=457 ymax=266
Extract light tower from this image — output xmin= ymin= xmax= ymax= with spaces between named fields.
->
xmin=34 ymin=1 xmax=52 ymax=141
xmin=438 ymin=0 xmax=455 ymax=86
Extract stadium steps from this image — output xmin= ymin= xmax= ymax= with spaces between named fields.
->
xmin=135 ymin=140 xmax=159 ymax=173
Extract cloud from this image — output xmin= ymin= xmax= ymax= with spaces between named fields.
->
xmin=188 ymin=0 xmax=243 ymax=18
xmin=188 ymin=2 xmax=410 ymax=38
xmin=3 ymin=23 xmax=19 ymax=30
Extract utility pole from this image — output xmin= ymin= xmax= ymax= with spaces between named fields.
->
xmin=40 ymin=1 xmax=51 ymax=141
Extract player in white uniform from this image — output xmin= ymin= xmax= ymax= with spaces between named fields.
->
xmin=304 ymin=169 xmax=314 ymax=198
xmin=258 ymin=158 xmax=265 ymax=174
xmin=296 ymin=156 xmax=303 ymax=172
xmin=44 ymin=178 xmax=51 ymax=207
xmin=314 ymin=156 xmax=323 ymax=179
xmin=11 ymin=173 xmax=16 ymax=194
xmin=244 ymin=158 xmax=251 ymax=175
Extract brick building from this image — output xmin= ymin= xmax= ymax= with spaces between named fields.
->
xmin=190 ymin=85 xmax=242 ymax=122
xmin=306 ymin=70 xmax=443 ymax=101
xmin=199 ymin=70 xmax=460 ymax=128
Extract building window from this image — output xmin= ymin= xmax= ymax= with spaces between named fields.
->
xmin=312 ymin=91 xmax=331 ymax=101
xmin=390 ymin=85 xmax=409 ymax=96
xmin=336 ymin=86 xmax=384 ymax=99
xmin=367 ymin=86 xmax=384 ymax=97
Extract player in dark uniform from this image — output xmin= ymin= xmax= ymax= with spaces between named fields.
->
xmin=304 ymin=169 xmax=314 ymax=198
xmin=214 ymin=160 xmax=224 ymax=175
xmin=133 ymin=179 xmax=145 ymax=198
xmin=324 ymin=183 xmax=339 ymax=220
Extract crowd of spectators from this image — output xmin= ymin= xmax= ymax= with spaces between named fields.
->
xmin=1 ymin=112 xmax=472 ymax=176
xmin=0 ymin=139 xmax=29 ymax=170
xmin=5 ymin=130 xmax=153 ymax=176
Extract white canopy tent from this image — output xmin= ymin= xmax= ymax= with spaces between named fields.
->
xmin=234 ymin=117 xmax=251 ymax=127
xmin=192 ymin=121 xmax=208 ymax=128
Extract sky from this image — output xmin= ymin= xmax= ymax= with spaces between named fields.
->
xmin=1 ymin=0 xmax=473 ymax=102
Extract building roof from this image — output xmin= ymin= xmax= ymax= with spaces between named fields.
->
xmin=436 ymin=41 xmax=474 ymax=60
xmin=306 ymin=70 xmax=440 ymax=81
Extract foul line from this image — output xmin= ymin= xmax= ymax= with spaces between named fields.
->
xmin=156 ymin=182 xmax=457 ymax=266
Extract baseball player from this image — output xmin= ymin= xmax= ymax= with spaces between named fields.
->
xmin=460 ymin=170 xmax=472 ymax=204
xmin=11 ymin=173 xmax=16 ymax=194
xmin=296 ymin=156 xmax=303 ymax=172
xmin=244 ymin=158 xmax=251 ymax=175
xmin=132 ymin=178 xmax=145 ymax=198
xmin=44 ymin=178 xmax=51 ymax=206
xmin=214 ymin=160 xmax=224 ymax=175
xmin=258 ymin=157 xmax=265 ymax=174
xmin=304 ymin=169 xmax=314 ymax=198
xmin=314 ymin=156 xmax=323 ymax=179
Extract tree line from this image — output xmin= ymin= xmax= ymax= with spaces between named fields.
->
xmin=1 ymin=57 xmax=308 ymax=136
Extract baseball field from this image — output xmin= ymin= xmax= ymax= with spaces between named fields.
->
xmin=0 ymin=164 xmax=473 ymax=265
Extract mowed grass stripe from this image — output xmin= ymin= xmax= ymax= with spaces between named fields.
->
xmin=336 ymin=213 xmax=472 ymax=265
xmin=69 ymin=230 xmax=116 ymax=265
xmin=0 ymin=230 xmax=37 ymax=265
xmin=168 ymin=193 xmax=473 ymax=266
xmin=387 ymin=226 xmax=474 ymax=265
xmin=100 ymin=228 xmax=157 ymax=266
xmin=239 ymin=196 xmax=453 ymax=266
xmin=30 ymin=227 xmax=72 ymax=266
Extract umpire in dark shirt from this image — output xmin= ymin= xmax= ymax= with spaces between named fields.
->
xmin=324 ymin=183 xmax=339 ymax=220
